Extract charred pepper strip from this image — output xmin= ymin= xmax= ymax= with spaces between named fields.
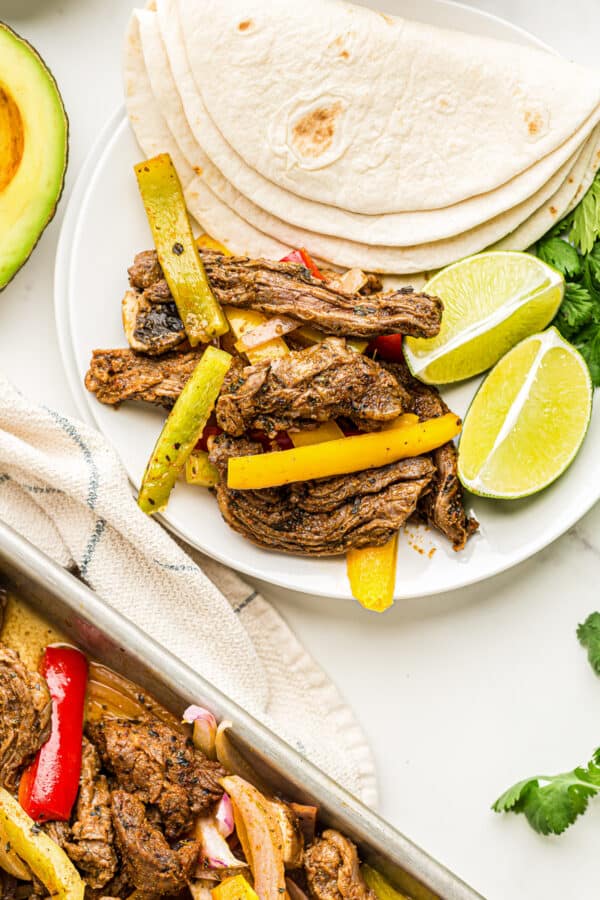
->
xmin=138 ymin=346 xmax=232 ymax=513
xmin=228 ymin=414 xmax=461 ymax=490
xmin=134 ymin=154 xmax=228 ymax=345
xmin=0 ymin=788 xmax=84 ymax=899
xmin=18 ymin=645 xmax=88 ymax=823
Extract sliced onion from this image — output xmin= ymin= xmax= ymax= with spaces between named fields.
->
xmin=235 ymin=316 xmax=299 ymax=351
xmin=183 ymin=705 xmax=218 ymax=760
xmin=188 ymin=881 xmax=215 ymax=900
xmin=215 ymin=722 xmax=271 ymax=795
xmin=215 ymin=793 xmax=234 ymax=838
xmin=87 ymin=663 xmax=184 ymax=731
xmin=328 ymin=268 xmax=368 ymax=294
xmin=195 ymin=816 xmax=247 ymax=870
xmin=221 ymin=775 xmax=287 ymax=900
xmin=286 ymin=877 xmax=311 ymax=900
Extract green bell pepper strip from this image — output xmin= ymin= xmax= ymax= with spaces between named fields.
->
xmin=138 ymin=346 xmax=232 ymax=514
xmin=134 ymin=153 xmax=229 ymax=345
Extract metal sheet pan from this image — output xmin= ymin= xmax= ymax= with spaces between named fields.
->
xmin=0 ymin=519 xmax=483 ymax=900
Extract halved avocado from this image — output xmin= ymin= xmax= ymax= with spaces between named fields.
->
xmin=0 ymin=23 xmax=68 ymax=289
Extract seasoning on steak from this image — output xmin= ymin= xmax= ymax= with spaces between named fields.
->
xmin=61 ymin=738 xmax=118 ymax=890
xmin=85 ymin=348 xmax=201 ymax=408
xmin=128 ymin=249 xmax=443 ymax=339
xmin=304 ymin=830 xmax=375 ymax=900
xmin=216 ymin=338 xmax=410 ymax=437
xmin=209 ymin=435 xmax=435 ymax=556
xmin=0 ymin=643 xmax=51 ymax=790
xmin=87 ymin=717 xmax=225 ymax=840
xmin=384 ymin=359 xmax=478 ymax=550
xmin=122 ymin=289 xmax=186 ymax=355
xmin=111 ymin=790 xmax=198 ymax=894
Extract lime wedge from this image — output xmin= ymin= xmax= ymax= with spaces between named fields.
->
xmin=404 ymin=251 xmax=564 ymax=384
xmin=458 ymin=328 xmax=592 ymax=499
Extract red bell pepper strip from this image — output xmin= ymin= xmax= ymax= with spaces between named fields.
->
xmin=195 ymin=421 xmax=223 ymax=453
xmin=367 ymin=333 xmax=404 ymax=362
xmin=280 ymin=248 xmax=326 ymax=280
xmin=18 ymin=646 xmax=88 ymax=823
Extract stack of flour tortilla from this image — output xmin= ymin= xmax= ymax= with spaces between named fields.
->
xmin=124 ymin=0 xmax=600 ymax=283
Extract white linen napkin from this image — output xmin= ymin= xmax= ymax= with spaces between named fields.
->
xmin=0 ymin=373 xmax=377 ymax=807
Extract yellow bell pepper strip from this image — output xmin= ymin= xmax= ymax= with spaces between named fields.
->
xmin=211 ymin=875 xmax=259 ymax=900
xmin=196 ymin=233 xmax=233 ymax=255
xmin=362 ymin=864 xmax=411 ymax=900
xmin=228 ymin=413 xmax=461 ymax=490
xmin=383 ymin=413 xmax=420 ymax=430
xmin=347 ymin=537 xmax=398 ymax=614
xmin=0 ymin=814 xmax=31 ymax=879
xmin=186 ymin=449 xmax=220 ymax=487
xmin=223 ymin=306 xmax=289 ymax=364
xmin=0 ymin=787 xmax=84 ymax=899
xmin=138 ymin=346 xmax=232 ymax=514
xmin=290 ymin=420 xmax=344 ymax=446
xmin=134 ymin=154 xmax=228 ymax=345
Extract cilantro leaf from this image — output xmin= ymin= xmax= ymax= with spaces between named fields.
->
xmin=577 ymin=612 xmax=600 ymax=674
xmin=552 ymin=283 xmax=596 ymax=340
xmin=573 ymin=319 xmax=600 ymax=387
xmin=546 ymin=210 xmax=575 ymax=239
xmin=537 ymin=237 xmax=582 ymax=279
xmin=493 ymin=755 xmax=600 ymax=835
xmin=570 ymin=174 xmax=600 ymax=255
xmin=585 ymin=241 xmax=600 ymax=291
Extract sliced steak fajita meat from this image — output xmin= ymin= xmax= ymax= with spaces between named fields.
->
xmin=60 ymin=738 xmax=118 ymax=890
xmin=85 ymin=348 xmax=201 ymax=408
xmin=304 ymin=830 xmax=375 ymax=900
xmin=0 ymin=643 xmax=51 ymax=790
xmin=209 ymin=435 xmax=434 ymax=556
xmin=384 ymin=359 xmax=478 ymax=550
xmin=216 ymin=338 xmax=410 ymax=436
xmin=122 ymin=290 xmax=186 ymax=356
xmin=87 ymin=716 xmax=225 ymax=840
xmin=128 ymin=249 xmax=443 ymax=339
xmin=111 ymin=790 xmax=198 ymax=895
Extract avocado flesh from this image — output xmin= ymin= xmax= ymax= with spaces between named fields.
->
xmin=0 ymin=23 xmax=68 ymax=289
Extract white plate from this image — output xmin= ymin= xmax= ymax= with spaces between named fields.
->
xmin=55 ymin=0 xmax=598 ymax=601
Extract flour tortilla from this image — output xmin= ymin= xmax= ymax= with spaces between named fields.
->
xmin=155 ymin=0 xmax=597 ymax=248
xmin=125 ymin=12 xmax=288 ymax=259
xmin=134 ymin=9 xmax=595 ymax=273
xmin=176 ymin=0 xmax=600 ymax=215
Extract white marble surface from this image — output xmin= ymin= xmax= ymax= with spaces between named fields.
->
xmin=2 ymin=1 xmax=600 ymax=897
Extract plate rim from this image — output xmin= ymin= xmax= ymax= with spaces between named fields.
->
xmin=55 ymin=1 xmax=594 ymax=601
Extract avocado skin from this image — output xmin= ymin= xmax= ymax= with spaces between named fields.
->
xmin=0 ymin=21 xmax=69 ymax=290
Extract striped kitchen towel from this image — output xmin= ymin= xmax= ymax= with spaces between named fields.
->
xmin=0 ymin=373 xmax=377 ymax=807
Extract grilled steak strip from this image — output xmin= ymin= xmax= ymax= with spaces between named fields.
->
xmin=85 ymin=348 xmax=201 ymax=408
xmin=304 ymin=829 xmax=375 ymax=900
xmin=62 ymin=738 xmax=118 ymax=890
xmin=384 ymin=359 xmax=478 ymax=550
xmin=0 ymin=643 xmax=51 ymax=790
xmin=209 ymin=435 xmax=434 ymax=556
xmin=128 ymin=249 xmax=443 ymax=339
xmin=87 ymin=716 xmax=225 ymax=840
xmin=111 ymin=790 xmax=198 ymax=894
xmin=217 ymin=338 xmax=410 ymax=437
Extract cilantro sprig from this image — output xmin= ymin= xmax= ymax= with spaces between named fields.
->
xmin=493 ymin=612 xmax=600 ymax=835
xmin=536 ymin=173 xmax=600 ymax=385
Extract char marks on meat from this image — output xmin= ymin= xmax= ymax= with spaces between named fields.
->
xmin=122 ymin=289 xmax=186 ymax=356
xmin=87 ymin=717 xmax=225 ymax=839
xmin=210 ymin=435 xmax=435 ymax=556
xmin=128 ymin=249 xmax=443 ymax=339
xmin=304 ymin=830 xmax=375 ymax=900
xmin=60 ymin=738 xmax=118 ymax=889
xmin=217 ymin=338 xmax=410 ymax=436
xmin=0 ymin=643 xmax=51 ymax=790
xmin=85 ymin=348 xmax=201 ymax=408
xmin=111 ymin=790 xmax=198 ymax=895
xmin=384 ymin=359 xmax=478 ymax=550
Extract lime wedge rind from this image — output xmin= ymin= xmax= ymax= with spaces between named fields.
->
xmin=404 ymin=251 xmax=565 ymax=385
xmin=458 ymin=328 xmax=592 ymax=500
